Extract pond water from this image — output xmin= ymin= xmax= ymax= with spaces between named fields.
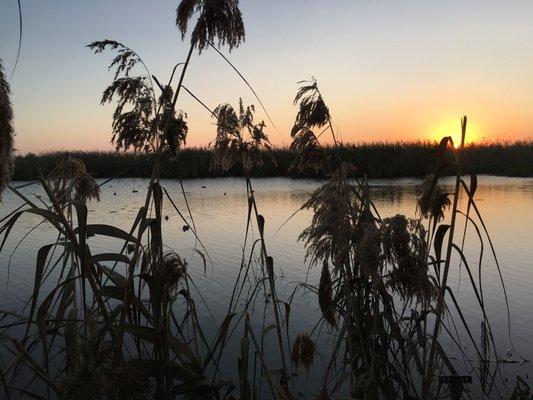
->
xmin=1 ymin=175 xmax=532 ymax=396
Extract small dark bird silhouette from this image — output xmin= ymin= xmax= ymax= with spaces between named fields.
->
xmin=224 ymin=192 xmax=226 ymax=195
xmin=202 ymin=185 xmax=206 ymax=189
xmin=182 ymin=225 xmax=190 ymax=232
xmin=165 ymin=215 xmax=169 ymax=221
xmin=113 ymin=192 xmax=117 ymax=196
xmin=133 ymin=189 xmax=138 ymax=193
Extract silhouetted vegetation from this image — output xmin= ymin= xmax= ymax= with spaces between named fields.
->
xmin=0 ymin=59 xmax=15 ymax=197
xmin=1 ymin=0 xmax=530 ymax=398
xmin=13 ymin=140 xmax=533 ymax=181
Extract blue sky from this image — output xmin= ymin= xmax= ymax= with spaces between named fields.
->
xmin=1 ymin=0 xmax=533 ymax=152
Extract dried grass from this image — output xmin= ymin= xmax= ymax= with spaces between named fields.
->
xmin=0 ymin=60 xmax=14 ymax=199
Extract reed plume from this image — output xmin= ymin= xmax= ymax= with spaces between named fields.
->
xmin=380 ymin=215 xmax=435 ymax=301
xmin=289 ymin=78 xmax=334 ymax=174
xmin=299 ymin=163 xmax=356 ymax=269
xmin=47 ymin=156 xmax=100 ymax=205
xmin=292 ymin=78 xmax=330 ymax=136
xmin=88 ymin=41 xmax=188 ymax=155
xmin=0 ymin=60 xmax=14 ymax=199
xmin=157 ymin=85 xmax=188 ymax=157
xmin=162 ymin=252 xmax=187 ymax=297
xmin=176 ymin=0 xmax=245 ymax=53
xmin=417 ymin=174 xmax=451 ymax=224
xmin=291 ymin=333 xmax=316 ymax=372
xmin=289 ymin=127 xmax=326 ymax=174
xmin=87 ymin=40 xmax=144 ymax=79
xmin=318 ymin=259 xmax=336 ymax=326
xmin=211 ymin=98 xmax=272 ymax=172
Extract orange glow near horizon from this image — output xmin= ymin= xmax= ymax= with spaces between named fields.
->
xmin=431 ymin=119 xmax=481 ymax=148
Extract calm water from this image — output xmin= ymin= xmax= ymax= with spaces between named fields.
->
xmin=1 ymin=176 xmax=532 ymax=394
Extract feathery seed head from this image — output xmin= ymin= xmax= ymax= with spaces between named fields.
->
xmin=380 ymin=215 xmax=435 ymax=301
xmin=299 ymin=164 xmax=357 ymax=269
xmin=162 ymin=252 xmax=187 ymax=296
xmin=417 ymin=174 xmax=451 ymax=223
xmin=318 ymin=259 xmax=336 ymax=326
xmin=291 ymin=333 xmax=316 ymax=372
xmin=176 ymin=0 xmax=245 ymax=53
xmin=292 ymin=78 xmax=330 ymax=136
xmin=211 ymin=98 xmax=272 ymax=173
xmin=48 ymin=157 xmax=100 ymax=205
xmin=289 ymin=127 xmax=327 ymax=174
xmin=0 ymin=60 xmax=15 ymax=199
xmin=90 ymin=42 xmax=189 ymax=155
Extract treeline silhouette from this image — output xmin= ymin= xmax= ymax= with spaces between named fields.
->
xmin=13 ymin=140 xmax=533 ymax=180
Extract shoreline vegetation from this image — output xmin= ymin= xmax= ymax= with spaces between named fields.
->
xmin=13 ymin=140 xmax=533 ymax=180
xmin=1 ymin=0 xmax=531 ymax=397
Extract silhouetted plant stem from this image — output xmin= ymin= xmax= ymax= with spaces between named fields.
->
xmin=422 ymin=116 xmax=467 ymax=398
xmin=244 ymin=173 xmax=290 ymax=390
xmin=245 ymin=315 xmax=283 ymax=400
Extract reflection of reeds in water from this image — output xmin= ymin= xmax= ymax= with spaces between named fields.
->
xmin=0 ymin=1 xmax=526 ymax=399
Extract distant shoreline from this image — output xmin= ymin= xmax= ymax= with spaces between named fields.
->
xmin=13 ymin=141 xmax=533 ymax=180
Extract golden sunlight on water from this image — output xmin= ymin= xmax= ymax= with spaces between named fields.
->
xmin=0 ymin=176 xmax=532 ymax=394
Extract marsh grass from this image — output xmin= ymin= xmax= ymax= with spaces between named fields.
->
xmin=12 ymin=140 xmax=533 ymax=181
xmin=0 ymin=0 xmax=527 ymax=399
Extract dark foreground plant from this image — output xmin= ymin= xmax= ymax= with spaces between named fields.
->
xmin=288 ymin=79 xmax=513 ymax=399
xmin=0 ymin=59 xmax=15 ymax=198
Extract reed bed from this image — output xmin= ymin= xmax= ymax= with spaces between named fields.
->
xmin=0 ymin=1 xmax=529 ymax=399
xmin=12 ymin=141 xmax=533 ymax=181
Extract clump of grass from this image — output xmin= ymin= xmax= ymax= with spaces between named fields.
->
xmin=290 ymin=79 xmax=512 ymax=398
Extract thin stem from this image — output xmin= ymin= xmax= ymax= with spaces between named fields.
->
xmin=422 ymin=116 xmax=467 ymax=398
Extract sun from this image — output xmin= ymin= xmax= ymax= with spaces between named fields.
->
xmin=432 ymin=119 xmax=479 ymax=147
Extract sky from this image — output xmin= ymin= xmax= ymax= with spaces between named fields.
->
xmin=1 ymin=0 xmax=533 ymax=153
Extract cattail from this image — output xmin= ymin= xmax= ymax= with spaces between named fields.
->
xmin=318 ymin=259 xmax=336 ymax=326
xmin=176 ymin=0 xmax=245 ymax=53
xmin=291 ymin=333 xmax=316 ymax=372
xmin=0 ymin=60 xmax=15 ymax=199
